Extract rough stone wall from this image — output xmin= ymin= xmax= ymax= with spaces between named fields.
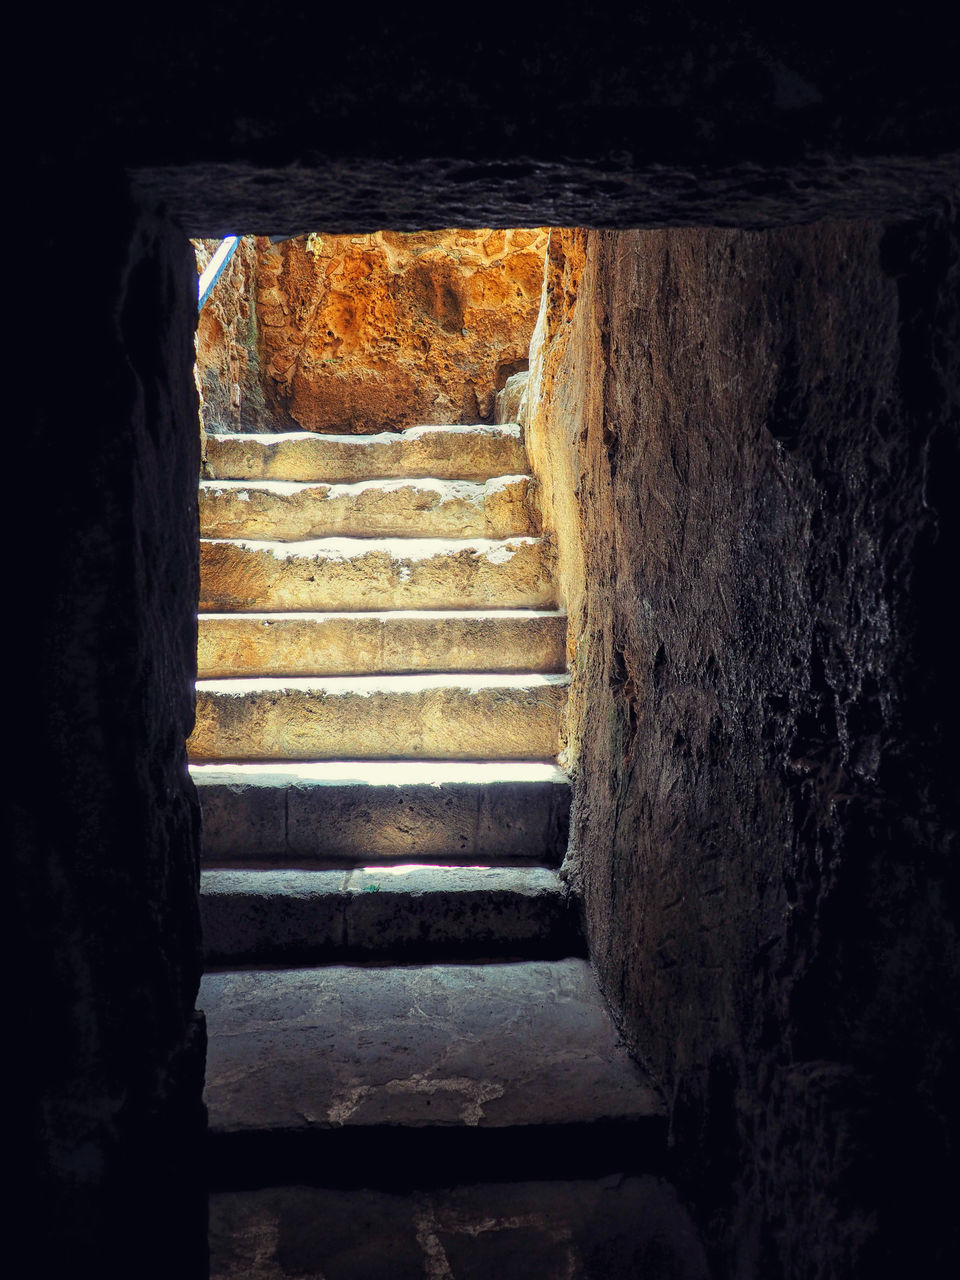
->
xmin=194 ymin=236 xmax=267 ymax=432
xmin=528 ymin=218 xmax=960 ymax=1277
xmin=15 ymin=175 xmax=206 ymax=1278
xmin=194 ymin=230 xmax=546 ymax=433
xmin=256 ymin=229 xmax=547 ymax=432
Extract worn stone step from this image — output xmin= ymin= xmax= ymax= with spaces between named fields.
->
xmin=197 ymin=608 xmax=567 ymax=678
xmin=190 ymin=761 xmax=570 ymax=864
xmin=200 ymin=535 xmax=556 ymax=612
xmin=204 ymin=423 xmax=528 ymax=483
xmin=209 ymin=1179 xmax=709 ymax=1280
xmin=188 ymin=672 xmax=569 ymax=762
xmin=202 ymin=959 xmax=666 ymax=1188
xmin=199 ymin=475 xmax=537 ymax=541
xmin=200 ymin=866 xmax=580 ymax=966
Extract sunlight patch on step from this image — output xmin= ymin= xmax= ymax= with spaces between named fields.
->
xmin=213 ymin=423 xmax=522 ymax=446
xmin=198 ymin=608 xmax=565 ymax=621
xmin=195 ymin=671 xmax=570 ymax=694
xmin=202 ymin=535 xmax=539 ymax=562
xmin=357 ymin=864 xmax=492 ymax=875
xmin=190 ymin=760 xmax=567 ymax=783
xmin=202 ymin=476 xmax=527 ymax=499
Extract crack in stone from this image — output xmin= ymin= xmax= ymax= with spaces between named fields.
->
xmin=327 ymin=1073 xmax=506 ymax=1127
xmin=413 ymin=1202 xmax=455 ymax=1280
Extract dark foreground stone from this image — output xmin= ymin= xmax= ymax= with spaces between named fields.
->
xmin=210 ymin=1175 xmax=710 ymax=1280
xmin=202 ymin=959 xmax=665 ymax=1187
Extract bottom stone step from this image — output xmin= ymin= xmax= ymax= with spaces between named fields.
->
xmin=202 ymin=959 xmax=665 ymax=1188
xmin=191 ymin=761 xmax=570 ymax=864
xmin=210 ymin=1177 xmax=710 ymax=1280
xmin=201 ymin=866 xmax=581 ymax=965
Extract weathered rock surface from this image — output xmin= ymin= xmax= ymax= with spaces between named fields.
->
xmin=204 ymin=424 xmax=528 ymax=483
xmin=198 ymin=609 xmax=566 ymax=678
xmin=194 ymin=237 xmax=267 ymax=433
xmin=495 ymin=370 xmax=529 ymax=426
xmin=200 ymin=535 xmax=557 ymax=612
xmin=200 ymin=865 xmax=578 ymax=965
xmin=199 ymin=475 xmax=536 ymax=541
xmin=189 ymin=672 xmax=569 ymax=762
xmin=191 ymin=761 xmax=570 ymax=864
xmin=254 ymin=230 xmax=547 ymax=432
xmin=209 ymin=1176 xmax=710 ymax=1280
xmin=528 ymin=219 xmax=960 ymax=1277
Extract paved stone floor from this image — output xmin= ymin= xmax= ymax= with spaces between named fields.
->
xmin=202 ymin=960 xmax=662 ymax=1139
xmin=209 ymin=1175 xmax=710 ymax=1280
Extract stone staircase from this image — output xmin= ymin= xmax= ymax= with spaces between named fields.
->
xmin=190 ymin=423 xmax=704 ymax=1278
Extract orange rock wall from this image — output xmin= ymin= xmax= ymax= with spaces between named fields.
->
xmin=256 ymin=229 xmax=548 ymax=432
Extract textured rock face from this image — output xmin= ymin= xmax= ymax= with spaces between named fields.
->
xmin=194 ymin=230 xmax=547 ymax=434
xmin=194 ymin=236 xmax=266 ymax=432
xmin=529 ymin=219 xmax=960 ymax=1277
xmin=254 ymin=229 xmax=547 ymax=431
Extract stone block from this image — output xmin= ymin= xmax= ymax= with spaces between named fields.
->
xmin=199 ymin=535 xmax=557 ymax=613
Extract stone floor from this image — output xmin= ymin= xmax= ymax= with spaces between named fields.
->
xmin=203 ymin=960 xmax=661 ymax=1139
xmin=209 ymin=1176 xmax=710 ymax=1280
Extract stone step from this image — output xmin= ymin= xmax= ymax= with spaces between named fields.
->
xmin=209 ymin=1179 xmax=709 ymax=1280
xmin=188 ymin=673 xmax=569 ymax=762
xmin=204 ymin=423 xmax=528 ymax=483
xmin=190 ymin=761 xmax=570 ymax=864
xmin=200 ymin=535 xmax=556 ymax=613
xmin=202 ymin=959 xmax=666 ymax=1188
xmin=199 ymin=475 xmax=537 ymax=541
xmin=200 ymin=866 xmax=581 ymax=966
xmin=197 ymin=608 xmax=567 ymax=678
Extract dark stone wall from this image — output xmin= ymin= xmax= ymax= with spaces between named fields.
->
xmin=99 ymin=7 xmax=960 ymax=169
xmin=18 ymin=10 xmax=959 ymax=1278
xmin=30 ymin=6 xmax=960 ymax=233
xmin=542 ymin=216 xmax=960 ymax=1277
xmin=14 ymin=172 xmax=206 ymax=1278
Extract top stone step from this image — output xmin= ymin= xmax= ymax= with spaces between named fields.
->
xmin=205 ymin=424 xmax=528 ymax=484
